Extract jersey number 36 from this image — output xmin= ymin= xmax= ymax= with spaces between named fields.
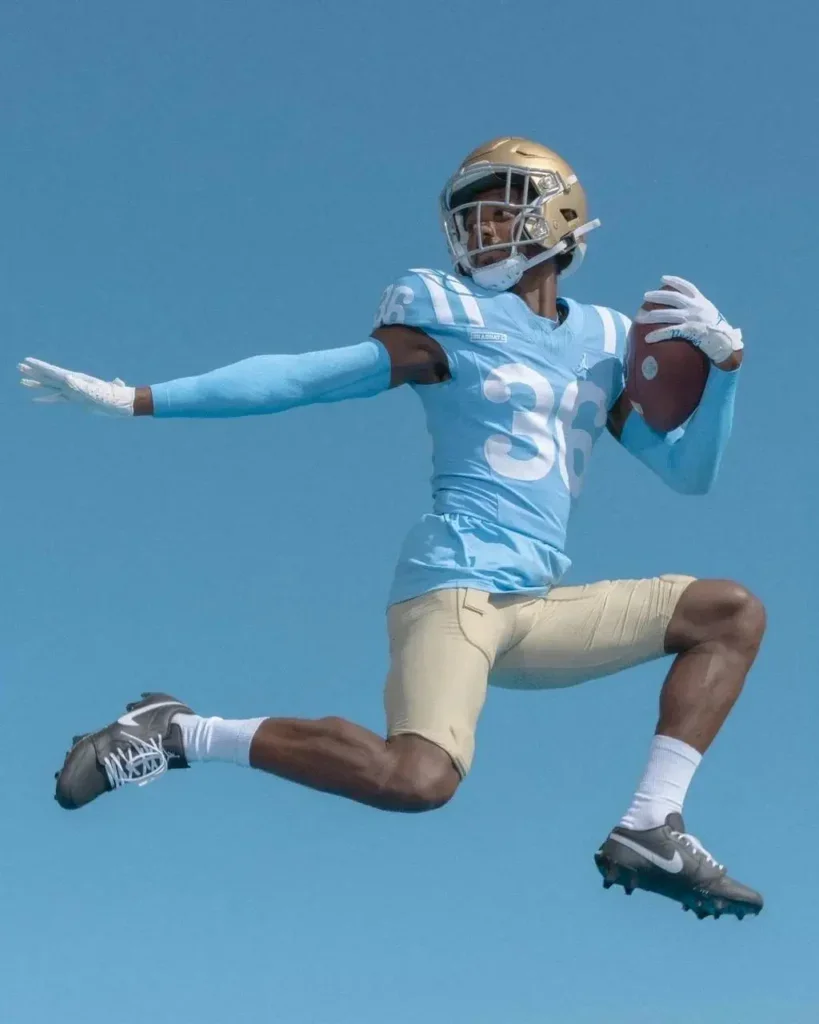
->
xmin=483 ymin=363 xmax=607 ymax=498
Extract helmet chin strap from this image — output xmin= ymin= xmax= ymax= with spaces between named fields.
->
xmin=558 ymin=240 xmax=587 ymax=280
xmin=471 ymin=219 xmax=601 ymax=292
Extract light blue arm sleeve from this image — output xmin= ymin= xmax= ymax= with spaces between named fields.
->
xmin=150 ymin=340 xmax=392 ymax=418
xmin=619 ymin=366 xmax=739 ymax=495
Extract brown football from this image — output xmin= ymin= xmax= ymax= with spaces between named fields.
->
xmin=625 ymin=285 xmax=710 ymax=434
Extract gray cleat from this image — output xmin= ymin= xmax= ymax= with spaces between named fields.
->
xmin=55 ymin=692 xmax=192 ymax=810
xmin=594 ymin=813 xmax=763 ymax=920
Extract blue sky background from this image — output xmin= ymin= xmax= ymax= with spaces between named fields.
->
xmin=2 ymin=2 xmax=817 ymax=1022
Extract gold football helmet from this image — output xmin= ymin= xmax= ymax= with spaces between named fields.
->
xmin=440 ymin=136 xmax=600 ymax=291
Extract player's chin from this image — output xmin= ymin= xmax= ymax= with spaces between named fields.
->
xmin=473 ymin=250 xmax=510 ymax=268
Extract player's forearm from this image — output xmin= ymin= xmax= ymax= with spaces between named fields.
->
xmin=143 ymin=341 xmax=392 ymax=418
xmin=619 ymin=366 xmax=739 ymax=495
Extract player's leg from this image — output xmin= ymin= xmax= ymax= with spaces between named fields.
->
xmin=492 ymin=574 xmax=766 ymax=918
xmin=55 ymin=691 xmax=459 ymax=813
xmin=599 ymin=577 xmax=766 ymax=918
xmin=55 ymin=588 xmax=518 ymax=813
xmin=618 ymin=578 xmax=766 ymax=831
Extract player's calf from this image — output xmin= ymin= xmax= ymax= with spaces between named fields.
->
xmin=661 ymin=579 xmax=766 ymax=753
xmin=248 ymin=717 xmax=460 ymax=812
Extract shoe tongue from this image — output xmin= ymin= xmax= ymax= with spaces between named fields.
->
xmin=665 ymin=812 xmax=685 ymax=832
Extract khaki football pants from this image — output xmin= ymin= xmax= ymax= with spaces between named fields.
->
xmin=385 ymin=576 xmax=695 ymax=777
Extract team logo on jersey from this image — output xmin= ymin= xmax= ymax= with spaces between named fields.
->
xmin=469 ymin=330 xmax=508 ymax=343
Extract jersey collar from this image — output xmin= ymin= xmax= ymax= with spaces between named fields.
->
xmin=534 ymin=296 xmax=579 ymax=336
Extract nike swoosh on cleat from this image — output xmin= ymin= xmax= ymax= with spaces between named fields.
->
xmin=610 ymin=833 xmax=684 ymax=873
xmin=117 ymin=701 xmax=183 ymax=728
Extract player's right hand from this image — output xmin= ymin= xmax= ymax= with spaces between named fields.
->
xmin=635 ymin=276 xmax=744 ymax=368
xmin=18 ymin=358 xmax=136 ymax=416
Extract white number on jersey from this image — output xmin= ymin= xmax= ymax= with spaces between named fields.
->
xmin=374 ymin=284 xmax=414 ymax=326
xmin=483 ymin=364 xmax=557 ymax=482
xmin=556 ymin=379 xmax=608 ymax=497
xmin=483 ymin=363 xmax=608 ymax=495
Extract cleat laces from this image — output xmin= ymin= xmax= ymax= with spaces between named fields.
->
xmin=102 ymin=733 xmax=170 ymax=790
xmin=671 ymin=829 xmax=723 ymax=871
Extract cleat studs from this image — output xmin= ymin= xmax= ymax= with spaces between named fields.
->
xmin=624 ymin=886 xmax=633 ymax=896
xmin=696 ymin=910 xmax=708 ymax=920
xmin=603 ymin=880 xmax=613 ymax=889
xmin=682 ymin=905 xmax=690 ymax=912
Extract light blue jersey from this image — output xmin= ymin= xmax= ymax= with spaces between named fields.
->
xmin=375 ymin=268 xmax=631 ymax=604
xmin=149 ymin=266 xmax=736 ymax=601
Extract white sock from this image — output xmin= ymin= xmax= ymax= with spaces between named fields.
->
xmin=172 ymin=714 xmax=265 ymax=767
xmin=619 ymin=735 xmax=702 ymax=832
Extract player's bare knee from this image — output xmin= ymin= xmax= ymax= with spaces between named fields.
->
xmin=380 ymin=741 xmax=460 ymax=812
xmin=717 ymin=582 xmax=766 ymax=653
xmin=668 ymin=579 xmax=766 ymax=655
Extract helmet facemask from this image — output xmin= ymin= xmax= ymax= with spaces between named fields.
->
xmin=440 ymin=159 xmax=599 ymax=292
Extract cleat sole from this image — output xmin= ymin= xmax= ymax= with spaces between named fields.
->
xmin=594 ymin=854 xmax=637 ymax=898
xmin=596 ymin=851 xmax=762 ymax=920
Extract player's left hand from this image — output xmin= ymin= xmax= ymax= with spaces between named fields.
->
xmin=635 ymin=276 xmax=744 ymax=367
xmin=18 ymin=357 xmax=136 ymax=415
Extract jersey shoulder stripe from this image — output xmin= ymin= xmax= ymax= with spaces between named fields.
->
xmin=408 ymin=268 xmax=486 ymax=328
xmin=588 ymin=304 xmax=631 ymax=360
xmin=409 ymin=268 xmax=457 ymax=325
xmin=423 ymin=271 xmax=485 ymax=328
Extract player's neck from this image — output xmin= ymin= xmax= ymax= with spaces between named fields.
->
xmin=512 ymin=263 xmax=560 ymax=322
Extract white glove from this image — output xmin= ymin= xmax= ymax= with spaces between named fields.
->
xmin=635 ymin=275 xmax=744 ymax=366
xmin=18 ymin=358 xmax=136 ymax=416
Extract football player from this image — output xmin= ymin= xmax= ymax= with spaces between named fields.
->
xmin=21 ymin=137 xmax=764 ymax=920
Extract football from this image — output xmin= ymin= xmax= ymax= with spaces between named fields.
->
xmin=625 ymin=285 xmax=710 ymax=434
